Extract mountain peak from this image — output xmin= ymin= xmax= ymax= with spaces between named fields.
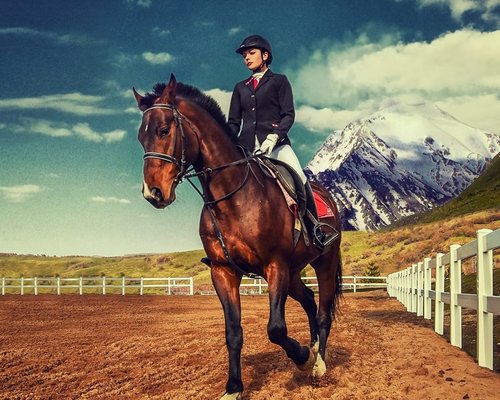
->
xmin=307 ymin=100 xmax=500 ymax=231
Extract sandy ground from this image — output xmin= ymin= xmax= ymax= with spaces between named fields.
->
xmin=0 ymin=291 xmax=499 ymax=400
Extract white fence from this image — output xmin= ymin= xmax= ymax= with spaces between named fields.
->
xmin=236 ymin=275 xmax=387 ymax=295
xmin=1 ymin=274 xmax=387 ymax=297
xmin=387 ymin=228 xmax=500 ymax=370
xmin=1 ymin=276 xmax=194 ymax=296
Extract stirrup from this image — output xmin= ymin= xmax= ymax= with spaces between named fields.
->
xmin=312 ymin=223 xmax=339 ymax=249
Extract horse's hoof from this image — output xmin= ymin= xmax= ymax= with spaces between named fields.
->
xmin=296 ymin=347 xmax=316 ymax=371
xmin=220 ymin=392 xmax=242 ymax=400
xmin=312 ymin=353 xmax=327 ymax=379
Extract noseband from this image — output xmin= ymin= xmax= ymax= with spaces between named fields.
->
xmin=142 ymin=104 xmax=188 ymax=185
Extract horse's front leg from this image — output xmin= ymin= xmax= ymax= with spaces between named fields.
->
xmin=211 ymin=264 xmax=243 ymax=400
xmin=265 ymin=266 xmax=315 ymax=370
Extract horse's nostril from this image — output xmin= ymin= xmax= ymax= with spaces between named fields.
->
xmin=151 ymin=187 xmax=163 ymax=201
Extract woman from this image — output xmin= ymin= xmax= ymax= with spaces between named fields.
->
xmin=228 ymin=35 xmax=331 ymax=248
xmin=228 ymin=34 xmax=307 ymax=184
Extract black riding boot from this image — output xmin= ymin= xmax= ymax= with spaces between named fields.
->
xmin=304 ymin=181 xmax=338 ymax=249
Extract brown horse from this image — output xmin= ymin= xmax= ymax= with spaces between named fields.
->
xmin=134 ymin=75 xmax=342 ymax=400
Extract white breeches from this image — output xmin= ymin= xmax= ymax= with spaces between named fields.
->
xmin=269 ymin=144 xmax=307 ymax=184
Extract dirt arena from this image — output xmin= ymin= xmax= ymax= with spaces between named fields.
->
xmin=1 ymin=291 xmax=499 ymax=400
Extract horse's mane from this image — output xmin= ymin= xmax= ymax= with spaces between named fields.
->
xmin=143 ymin=82 xmax=238 ymax=143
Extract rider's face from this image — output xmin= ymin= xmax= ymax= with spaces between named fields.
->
xmin=242 ymin=48 xmax=268 ymax=71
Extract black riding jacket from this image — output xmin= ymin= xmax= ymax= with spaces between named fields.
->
xmin=228 ymin=70 xmax=295 ymax=152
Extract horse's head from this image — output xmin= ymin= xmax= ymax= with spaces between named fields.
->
xmin=134 ymin=74 xmax=199 ymax=209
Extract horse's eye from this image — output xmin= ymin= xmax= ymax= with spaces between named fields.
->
xmin=159 ymin=127 xmax=170 ymax=137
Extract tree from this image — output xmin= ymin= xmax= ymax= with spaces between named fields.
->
xmin=363 ymin=261 xmax=381 ymax=283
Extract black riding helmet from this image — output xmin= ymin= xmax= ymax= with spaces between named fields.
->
xmin=235 ymin=35 xmax=273 ymax=65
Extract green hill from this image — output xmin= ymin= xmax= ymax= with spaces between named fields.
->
xmin=389 ymin=153 xmax=500 ymax=228
xmin=422 ymin=152 xmax=500 ymax=223
xmin=0 ymin=250 xmax=211 ymax=282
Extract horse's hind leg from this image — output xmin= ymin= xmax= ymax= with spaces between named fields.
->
xmin=265 ymin=265 xmax=313 ymax=369
xmin=288 ymin=271 xmax=319 ymax=351
xmin=311 ymin=253 xmax=342 ymax=379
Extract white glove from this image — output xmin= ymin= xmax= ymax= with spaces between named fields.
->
xmin=259 ymin=133 xmax=279 ymax=156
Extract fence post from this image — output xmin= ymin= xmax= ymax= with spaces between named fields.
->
xmin=121 ymin=276 xmax=126 ymax=295
xmin=411 ymin=264 xmax=418 ymax=313
xmin=258 ymin=278 xmax=263 ymax=295
xmin=401 ymin=268 xmax=410 ymax=311
xmin=477 ymin=229 xmax=493 ymax=369
xmin=1 ymin=277 xmax=4 ymax=295
xmin=449 ymin=244 xmax=462 ymax=348
xmin=189 ymin=277 xmax=194 ymax=295
xmin=353 ymin=276 xmax=357 ymax=293
xmin=102 ymin=276 xmax=106 ymax=295
xmin=140 ymin=277 xmax=144 ymax=296
xmin=435 ymin=253 xmax=445 ymax=335
xmin=79 ymin=277 xmax=83 ymax=295
xmin=399 ymin=271 xmax=403 ymax=303
xmin=34 ymin=277 xmax=38 ymax=296
xmin=57 ymin=277 xmax=61 ymax=295
xmin=424 ymin=257 xmax=432 ymax=320
xmin=417 ymin=262 xmax=423 ymax=316
xmin=21 ymin=277 xmax=24 ymax=295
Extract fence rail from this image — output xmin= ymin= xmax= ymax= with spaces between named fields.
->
xmin=0 ymin=276 xmax=194 ymax=296
xmin=387 ymin=228 xmax=500 ymax=371
xmin=235 ymin=275 xmax=387 ymax=295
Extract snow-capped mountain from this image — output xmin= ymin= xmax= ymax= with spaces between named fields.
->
xmin=306 ymin=101 xmax=500 ymax=231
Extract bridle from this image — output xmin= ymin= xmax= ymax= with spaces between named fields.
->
xmin=142 ymin=104 xmax=188 ymax=186
xmin=141 ymin=102 xmax=263 ymax=206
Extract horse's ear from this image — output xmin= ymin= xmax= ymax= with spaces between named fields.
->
xmin=159 ymin=73 xmax=177 ymax=103
xmin=133 ymin=87 xmax=148 ymax=111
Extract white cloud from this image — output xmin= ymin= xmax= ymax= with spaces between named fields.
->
xmin=0 ymin=184 xmax=45 ymax=203
xmin=292 ymin=29 xmax=500 ymax=132
xmin=0 ymin=93 xmax=118 ymax=116
xmin=413 ymin=0 xmax=500 ymax=23
xmin=26 ymin=120 xmax=72 ymax=138
xmin=14 ymin=119 xmax=127 ymax=143
xmin=152 ymin=27 xmax=170 ymax=37
xmin=125 ymin=106 xmax=140 ymax=114
xmin=203 ymin=88 xmax=232 ymax=116
xmin=90 ymin=196 xmax=131 ymax=204
xmin=103 ymin=129 xmax=127 ymax=143
xmin=229 ymin=27 xmax=242 ymax=36
xmin=126 ymin=0 xmax=152 ymax=7
xmin=296 ymin=105 xmax=364 ymax=133
xmin=142 ymin=51 xmax=174 ymax=65
xmin=0 ymin=26 xmax=103 ymax=46
xmin=73 ymin=123 xmax=104 ymax=142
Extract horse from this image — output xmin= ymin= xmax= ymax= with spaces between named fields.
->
xmin=133 ymin=74 xmax=342 ymax=400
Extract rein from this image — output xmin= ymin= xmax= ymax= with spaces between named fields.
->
xmin=142 ymin=103 xmax=262 ymax=278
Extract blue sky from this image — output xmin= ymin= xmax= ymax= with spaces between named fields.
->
xmin=0 ymin=0 xmax=499 ymax=256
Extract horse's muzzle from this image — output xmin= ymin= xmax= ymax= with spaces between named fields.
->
xmin=142 ymin=181 xmax=175 ymax=209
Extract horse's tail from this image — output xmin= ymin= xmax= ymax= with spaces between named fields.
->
xmin=332 ymin=253 xmax=343 ymax=319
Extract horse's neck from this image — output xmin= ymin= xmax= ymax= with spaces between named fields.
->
xmin=181 ymin=103 xmax=261 ymax=205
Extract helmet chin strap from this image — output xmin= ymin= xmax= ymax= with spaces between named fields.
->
xmin=252 ymin=52 xmax=268 ymax=73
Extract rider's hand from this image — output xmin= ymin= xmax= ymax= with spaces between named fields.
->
xmin=259 ymin=133 xmax=279 ymax=156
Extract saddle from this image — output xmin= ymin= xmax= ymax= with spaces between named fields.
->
xmin=257 ymin=157 xmax=338 ymax=250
